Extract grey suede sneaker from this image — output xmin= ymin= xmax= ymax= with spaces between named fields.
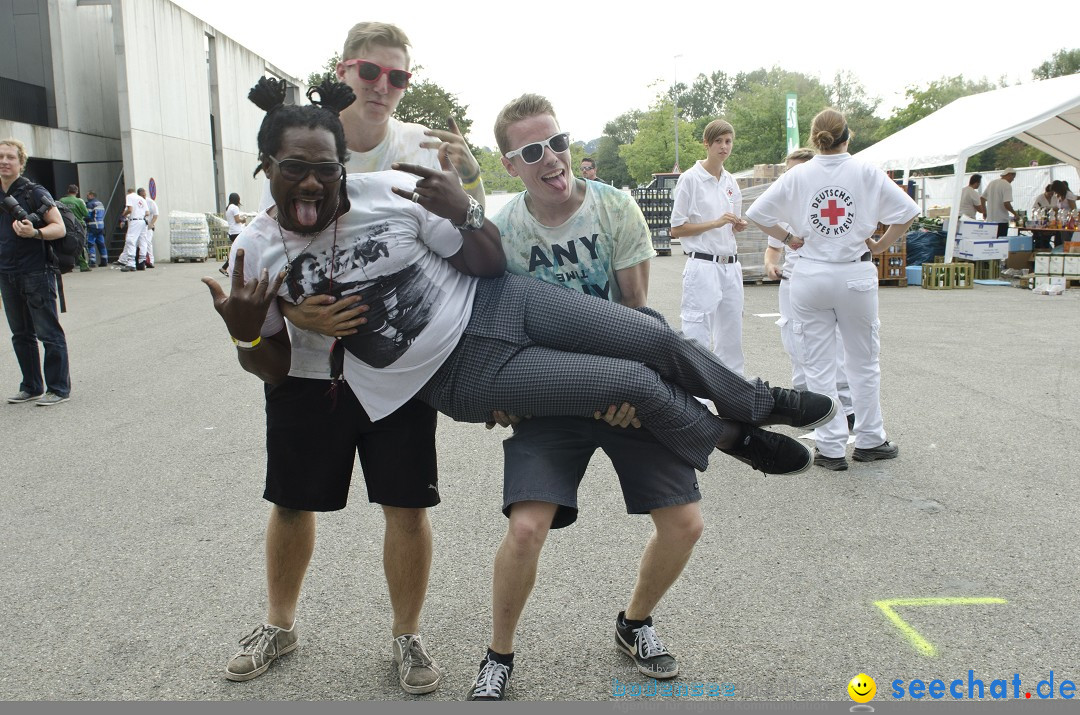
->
xmin=7 ymin=391 xmax=43 ymax=404
xmin=393 ymin=634 xmax=442 ymax=694
xmin=35 ymin=392 xmax=69 ymax=406
xmin=225 ymin=623 xmax=298 ymax=681
xmin=852 ymin=440 xmax=899 ymax=462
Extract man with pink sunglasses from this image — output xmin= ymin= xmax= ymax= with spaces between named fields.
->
xmin=229 ymin=22 xmax=485 ymax=695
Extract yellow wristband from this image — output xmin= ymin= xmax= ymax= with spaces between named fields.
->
xmin=461 ymin=176 xmax=482 ymax=191
xmin=231 ymin=335 xmax=262 ymax=350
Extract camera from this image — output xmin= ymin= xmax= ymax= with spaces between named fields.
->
xmin=2 ymin=196 xmax=29 ymax=222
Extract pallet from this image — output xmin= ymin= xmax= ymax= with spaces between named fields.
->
xmin=170 ymin=256 xmax=207 ymax=263
xmin=743 ymin=277 xmax=780 ymax=286
xmin=878 ymin=277 xmax=907 ymax=287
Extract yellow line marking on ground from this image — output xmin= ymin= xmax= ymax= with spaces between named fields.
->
xmin=874 ymin=597 xmax=1008 ymax=657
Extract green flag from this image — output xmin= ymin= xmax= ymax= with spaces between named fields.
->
xmin=786 ymin=93 xmax=799 ymax=156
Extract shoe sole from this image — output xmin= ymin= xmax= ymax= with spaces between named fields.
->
xmin=815 ymin=457 xmax=849 ymax=471
xmin=397 ymin=670 xmax=442 ymax=695
xmin=797 ymin=396 xmax=841 ymax=430
xmin=7 ymin=395 xmax=43 ymax=404
xmin=36 ymin=397 xmax=69 ymax=406
xmin=614 ymin=635 xmax=679 ymax=679
xmin=852 ymin=450 xmax=898 ymax=462
xmin=223 ymin=641 xmax=298 ymax=682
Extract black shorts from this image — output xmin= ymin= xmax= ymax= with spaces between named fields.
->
xmin=263 ymin=377 xmax=439 ymax=511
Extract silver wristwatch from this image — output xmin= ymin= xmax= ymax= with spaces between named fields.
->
xmin=452 ymin=195 xmax=485 ymax=231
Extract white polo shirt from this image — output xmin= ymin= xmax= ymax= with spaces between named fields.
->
xmin=670 ymin=161 xmax=742 ymax=256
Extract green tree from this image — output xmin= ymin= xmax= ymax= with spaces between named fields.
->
xmin=306 ymin=54 xmax=340 ymax=87
xmin=827 ymin=71 xmax=884 ymax=154
xmin=1033 ymin=48 xmax=1080 ymax=79
xmin=594 ymin=135 xmax=633 ymax=188
xmin=474 ymin=147 xmax=524 ymax=193
xmin=619 ymin=101 xmax=704 ymax=185
xmin=878 ymin=75 xmax=997 ymax=138
xmin=724 ymin=68 xmax=831 ymax=171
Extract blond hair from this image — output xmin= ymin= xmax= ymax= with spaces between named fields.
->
xmin=786 ymin=147 xmax=815 ymax=163
xmin=0 ymin=138 xmax=28 ymax=169
xmin=810 ymin=108 xmax=851 ymax=151
xmin=494 ymin=94 xmax=557 ymax=155
xmin=342 ymin=22 xmax=411 ymax=66
xmin=702 ymin=119 xmax=734 ymax=145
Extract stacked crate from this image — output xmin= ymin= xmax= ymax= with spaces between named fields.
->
xmin=875 ymin=232 xmax=907 ymax=286
xmin=631 ymin=183 xmax=675 ymax=256
xmin=1030 ymin=252 xmax=1080 ymax=289
xmin=921 ymin=262 xmax=975 ymax=290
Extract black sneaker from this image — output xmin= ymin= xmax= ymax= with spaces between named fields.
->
xmin=615 ymin=611 xmax=678 ymax=679
xmin=813 ymin=449 xmax=849 ymax=471
xmin=764 ymin=386 xmax=839 ymax=429
xmin=466 ymin=656 xmax=512 ymax=701
xmin=721 ymin=424 xmax=813 ymax=476
xmin=852 ymin=440 xmax=899 ymax=462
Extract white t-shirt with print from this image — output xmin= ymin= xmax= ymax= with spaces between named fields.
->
xmin=235 ymin=172 xmax=475 ymax=420
xmin=226 ymin=203 xmax=243 ymax=234
xmin=125 ymin=193 xmax=147 ymax=220
xmin=670 ymin=161 xmax=743 ymax=256
xmin=259 ymin=117 xmax=440 ymax=211
xmin=493 ymin=181 xmax=653 ymax=305
xmin=746 ymin=153 xmax=919 ymax=263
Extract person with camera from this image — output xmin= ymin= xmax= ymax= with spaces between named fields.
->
xmin=0 ymin=138 xmax=71 ymax=406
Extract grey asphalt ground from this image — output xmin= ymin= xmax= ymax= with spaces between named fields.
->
xmin=1 ymin=255 xmax=1078 ymax=703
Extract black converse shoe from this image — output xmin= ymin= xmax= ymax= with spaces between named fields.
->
xmin=764 ymin=386 xmax=839 ymax=429
xmin=466 ymin=655 xmax=512 ymax=701
xmin=852 ymin=440 xmax=899 ymax=462
xmin=721 ymin=425 xmax=813 ymax=476
xmin=615 ymin=611 xmax=678 ymax=679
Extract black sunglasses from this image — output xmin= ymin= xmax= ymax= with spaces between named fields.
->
xmin=268 ymin=156 xmax=345 ymax=183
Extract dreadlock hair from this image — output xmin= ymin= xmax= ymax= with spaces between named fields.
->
xmin=248 ymin=75 xmax=356 ymax=177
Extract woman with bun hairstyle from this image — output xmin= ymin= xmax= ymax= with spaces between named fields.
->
xmin=746 ymin=108 xmax=919 ymax=471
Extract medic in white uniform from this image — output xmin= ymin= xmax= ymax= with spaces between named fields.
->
xmin=670 ymin=120 xmax=748 ymax=376
xmin=747 ymin=109 xmax=918 ymax=471
xmin=763 ymin=148 xmax=854 ymax=431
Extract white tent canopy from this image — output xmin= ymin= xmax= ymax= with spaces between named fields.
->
xmin=854 ymin=73 xmax=1080 ymax=261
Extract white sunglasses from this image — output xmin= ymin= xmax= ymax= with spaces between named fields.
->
xmin=504 ymin=132 xmax=571 ymax=164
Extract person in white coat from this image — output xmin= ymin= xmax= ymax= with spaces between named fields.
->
xmin=763 ymin=148 xmax=855 ymax=434
xmin=747 ymin=108 xmax=918 ymax=471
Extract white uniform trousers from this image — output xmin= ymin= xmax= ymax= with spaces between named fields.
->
xmin=778 ymin=275 xmax=853 ymax=414
xmin=680 ymin=258 xmax=745 ymax=376
xmin=119 ymin=220 xmax=147 ymax=267
xmin=790 ymin=258 xmax=886 ymax=458
xmin=139 ymin=228 xmax=155 ymax=264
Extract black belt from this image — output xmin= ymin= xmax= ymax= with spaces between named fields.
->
xmin=686 ymin=251 xmax=739 ymax=264
xmin=129 ymin=218 xmax=145 ymax=221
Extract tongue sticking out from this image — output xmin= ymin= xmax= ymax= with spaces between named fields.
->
xmin=293 ymin=199 xmax=320 ymax=228
xmin=543 ymin=172 xmax=567 ymax=193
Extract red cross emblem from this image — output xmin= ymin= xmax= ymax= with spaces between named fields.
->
xmin=820 ymin=199 xmax=846 ymax=225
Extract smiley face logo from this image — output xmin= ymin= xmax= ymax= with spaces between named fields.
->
xmin=848 ymin=673 xmax=876 ymax=703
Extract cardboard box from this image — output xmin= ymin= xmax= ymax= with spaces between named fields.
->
xmin=1009 ymin=234 xmax=1034 ymax=251
xmin=1064 ymin=254 xmax=1080 ymax=277
xmin=955 ymin=238 xmax=1009 ymax=260
xmin=1034 ymin=253 xmax=1054 ymax=275
xmin=1050 ymin=255 xmax=1065 ymax=276
xmin=1006 ymin=251 xmax=1034 ymax=269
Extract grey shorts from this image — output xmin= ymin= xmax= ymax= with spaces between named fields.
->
xmin=502 ymin=417 xmax=701 ymax=529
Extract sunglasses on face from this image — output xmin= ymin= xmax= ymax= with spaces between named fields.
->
xmin=268 ymin=156 xmax=345 ymax=183
xmin=504 ymin=132 xmax=571 ymax=164
xmin=341 ymin=59 xmax=412 ymax=90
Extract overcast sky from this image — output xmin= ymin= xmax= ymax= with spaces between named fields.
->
xmin=172 ymin=0 xmax=1064 ymax=150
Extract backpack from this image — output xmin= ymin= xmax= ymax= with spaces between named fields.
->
xmin=13 ymin=181 xmax=87 ymax=274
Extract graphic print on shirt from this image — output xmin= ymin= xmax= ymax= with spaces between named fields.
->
xmin=808 ymin=186 xmax=856 ymax=238
xmin=523 ymin=233 xmax=615 ymax=300
xmin=283 ymin=223 xmax=443 ymax=368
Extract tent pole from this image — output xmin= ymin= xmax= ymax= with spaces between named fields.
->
xmin=944 ymin=155 xmax=968 ymax=264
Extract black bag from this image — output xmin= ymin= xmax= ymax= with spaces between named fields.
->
xmin=13 ymin=180 xmax=87 ymax=274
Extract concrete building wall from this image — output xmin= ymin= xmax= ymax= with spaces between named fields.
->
xmin=111 ymin=0 xmax=302 ymax=260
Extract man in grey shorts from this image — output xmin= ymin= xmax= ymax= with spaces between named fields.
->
xmin=465 ymin=94 xmax=703 ymax=699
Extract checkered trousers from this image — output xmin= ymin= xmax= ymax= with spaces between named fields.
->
xmin=415 ymin=274 xmax=774 ymax=472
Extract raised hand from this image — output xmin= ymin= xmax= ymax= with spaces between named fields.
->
xmin=420 ymin=117 xmax=481 ymax=184
xmin=201 ymin=248 xmax=285 ymax=341
xmin=391 ymin=161 xmax=470 ymax=225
